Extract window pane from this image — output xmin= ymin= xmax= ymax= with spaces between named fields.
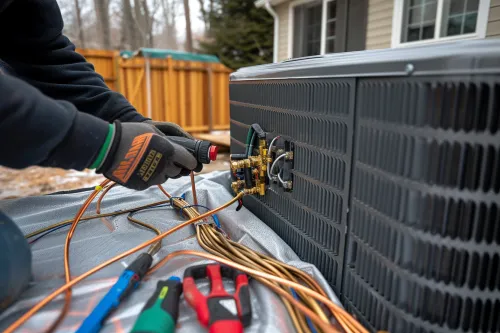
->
xmin=466 ymin=0 xmax=479 ymax=11
xmin=422 ymin=24 xmax=435 ymax=39
xmin=447 ymin=15 xmax=462 ymax=35
xmin=409 ymin=6 xmax=423 ymax=24
xmin=307 ymin=40 xmax=320 ymax=56
xmin=328 ymin=21 xmax=336 ymax=37
xmin=449 ymin=0 xmax=465 ymax=15
xmin=423 ymin=2 xmax=437 ymax=21
xmin=464 ymin=12 xmax=478 ymax=33
xmin=442 ymin=0 xmax=478 ymax=36
xmin=403 ymin=0 xmax=437 ymax=42
xmin=328 ymin=1 xmax=336 ymax=20
xmin=326 ymin=38 xmax=335 ymax=53
xmin=407 ymin=27 xmax=421 ymax=41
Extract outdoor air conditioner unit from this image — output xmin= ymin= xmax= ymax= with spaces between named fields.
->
xmin=229 ymin=40 xmax=500 ymax=333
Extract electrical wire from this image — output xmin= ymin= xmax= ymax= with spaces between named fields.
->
xmin=267 ymin=136 xmax=281 ymax=180
xmin=247 ymin=131 xmax=257 ymax=157
xmin=4 ymin=194 xmax=244 ymax=333
xmin=19 ymin=174 xmax=367 ymax=333
xmin=278 ymin=169 xmax=287 ymax=186
xmin=25 ymin=200 xmax=172 ymax=239
xmin=271 ymin=153 xmax=286 ymax=174
xmin=29 ymin=224 xmax=69 ymax=245
xmin=155 ymin=188 xmax=368 ymax=333
xmin=143 ymin=186 xmax=365 ymax=332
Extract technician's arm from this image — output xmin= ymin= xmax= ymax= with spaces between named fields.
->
xmin=0 ymin=0 xmax=145 ymax=123
xmin=0 ymin=73 xmax=109 ymax=170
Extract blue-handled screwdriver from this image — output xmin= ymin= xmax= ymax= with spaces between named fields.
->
xmin=76 ymin=252 xmax=153 ymax=333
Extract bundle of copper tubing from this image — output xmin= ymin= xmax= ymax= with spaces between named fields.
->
xmin=7 ymin=175 xmax=368 ymax=333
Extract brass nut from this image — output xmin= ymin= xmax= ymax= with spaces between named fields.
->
xmin=243 ymin=187 xmax=259 ymax=195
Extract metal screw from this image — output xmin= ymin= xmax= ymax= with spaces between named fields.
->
xmin=405 ymin=63 xmax=414 ymax=75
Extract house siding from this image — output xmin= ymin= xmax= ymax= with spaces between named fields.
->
xmin=487 ymin=0 xmax=500 ymax=37
xmin=366 ymin=0 xmax=393 ymax=49
xmin=276 ymin=2 xmax=290 ymax=61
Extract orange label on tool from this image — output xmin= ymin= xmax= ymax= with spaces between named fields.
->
xmin=112 ymin=133 xmax=152 ymax=183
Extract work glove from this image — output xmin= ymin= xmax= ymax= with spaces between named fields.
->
xmin=95 ymin=121 xmax=200 ymax=190
xmin=144 ymin=120 xmax=194 ymax=139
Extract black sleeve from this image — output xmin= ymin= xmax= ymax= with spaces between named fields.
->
xmin=0 ymin=73 xmax=109 ymax=170
xmin=0 ymin=0 xmax=147 ymax=123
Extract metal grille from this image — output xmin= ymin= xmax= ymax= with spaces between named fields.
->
xmin=230 ymin=79 xmax=355 ymax=291
xmin=344 ymin=77 xmax=500 ymax=333
xmin=229 ymin=41 xmax=500 ymax=333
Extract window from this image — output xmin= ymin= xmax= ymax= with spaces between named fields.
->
xmin=325 ymin=1 xmax=337 ymax=53
xmin=392 ymin=0 xmax=490 ymax=47
xmin=305 ymin=4 xmax=322 ymax=56
xmin=290 ymin=0 xmax=342 ymax=58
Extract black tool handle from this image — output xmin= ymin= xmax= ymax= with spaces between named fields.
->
xmin=168 ymin=137 xmax=217 ymax=164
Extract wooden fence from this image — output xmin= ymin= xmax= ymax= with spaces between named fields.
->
xmin=77 ymin=48 xmax=231 ymax=132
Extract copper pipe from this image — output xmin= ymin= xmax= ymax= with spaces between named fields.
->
xmin=4 ymin=194 xmax=244 ymax=333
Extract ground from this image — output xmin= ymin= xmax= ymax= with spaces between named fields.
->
xmin=0 ymin=153 xmax=230 ymax=200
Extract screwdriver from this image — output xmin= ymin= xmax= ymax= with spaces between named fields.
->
xmin=76 ymin=253 xmax=153 ymax=333
xmin=130 ymin=276 xmax=183 ymax=333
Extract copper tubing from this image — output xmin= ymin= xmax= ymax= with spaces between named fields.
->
xmin=200 ymin=226 xmax=329 ymax=323
xmin=153 ymin=188 xmax=366 ymax=333
xmin=49 ymin=180 xmax=111 ymax=333
xmin=127 ymin=211 xmax=163 ymax=255
xmin=147 ymin=251 xmax=344 ymax=333
xmin=25 ymin=199 xmax=171 ymax=239
xmin=162 ymin=189 xmax=327 ymax=333
xmin=197 ymin=227 xmax=321 ymax=333
xmin=96 ymin=183 xmax=116 ymax=214
xmin=149 ymin=250 xmax=358 ymax=329
xmin=190 ymin=172 xmax=198 ymax=205
xmin=7 ymin=249 xmax=345 ymax=333
xmin=4 ymin=194 xmax=244 ymax=333
xmin=26 ymin=180 xmax=366 ymax=333
xmin=65 ymin=180 xmax=111 ymax=280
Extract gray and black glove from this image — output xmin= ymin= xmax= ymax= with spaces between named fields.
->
xmin=144 ymin=120 xmax=194 ymax=139
xmin=92 ymin=121 xmax=200 ymax=190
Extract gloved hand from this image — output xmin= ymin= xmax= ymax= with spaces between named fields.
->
xmin=94 ymin=121 xmax=200 ymax=190
xmin=144 ymin=120 xmax=194 ymax=139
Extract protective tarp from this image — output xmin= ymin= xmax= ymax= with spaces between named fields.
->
xmin=0 ymin=171 xmax=340 ymax=333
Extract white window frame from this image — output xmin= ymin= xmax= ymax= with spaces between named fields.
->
xmin=287 ymin=0 xmax=336 ymax=58
xmin=391 ymin=0 xmax=491 ymax=48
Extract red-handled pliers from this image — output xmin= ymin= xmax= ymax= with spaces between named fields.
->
xmin=183 ymin=263 xmax=252 ymax=333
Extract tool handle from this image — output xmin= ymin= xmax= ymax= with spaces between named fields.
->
xmin=77 ymin=254 xmax=153 ymax=333
xmin=168 ymin=137 xmax=218 ymax=164
xmin=131 ymin=277 xmax=183 ymax=333
xmin=76 ymin=271 xmax=138 ymax=333
xmin=209 ymin=320 xmax=244 ymax=333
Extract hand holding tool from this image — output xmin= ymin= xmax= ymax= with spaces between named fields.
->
xmin=183 ymin=264 xmax=252 ymax=333
xmin=130 ymin=276 xmax=183 ymax=333
xmin=97 ymin=121 xmax=199 ymax=190
xmin=76 ymin=253 xmax=153 ymax=333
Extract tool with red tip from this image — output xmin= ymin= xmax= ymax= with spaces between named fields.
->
xmin=168 ymin=137 xmax=218 ymax=164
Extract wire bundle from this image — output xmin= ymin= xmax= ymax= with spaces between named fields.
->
xmin=157 ymin=179 xmax=367 ymax=333
xmin=10 ymin=175 xmax=369 ymax=333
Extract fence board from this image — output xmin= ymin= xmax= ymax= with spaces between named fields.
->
xmin=76 ymin=48 xmax=232 ymax=133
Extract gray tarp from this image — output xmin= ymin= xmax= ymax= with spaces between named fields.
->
xmin=0 ymin=171 xmax=340 ymax=332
